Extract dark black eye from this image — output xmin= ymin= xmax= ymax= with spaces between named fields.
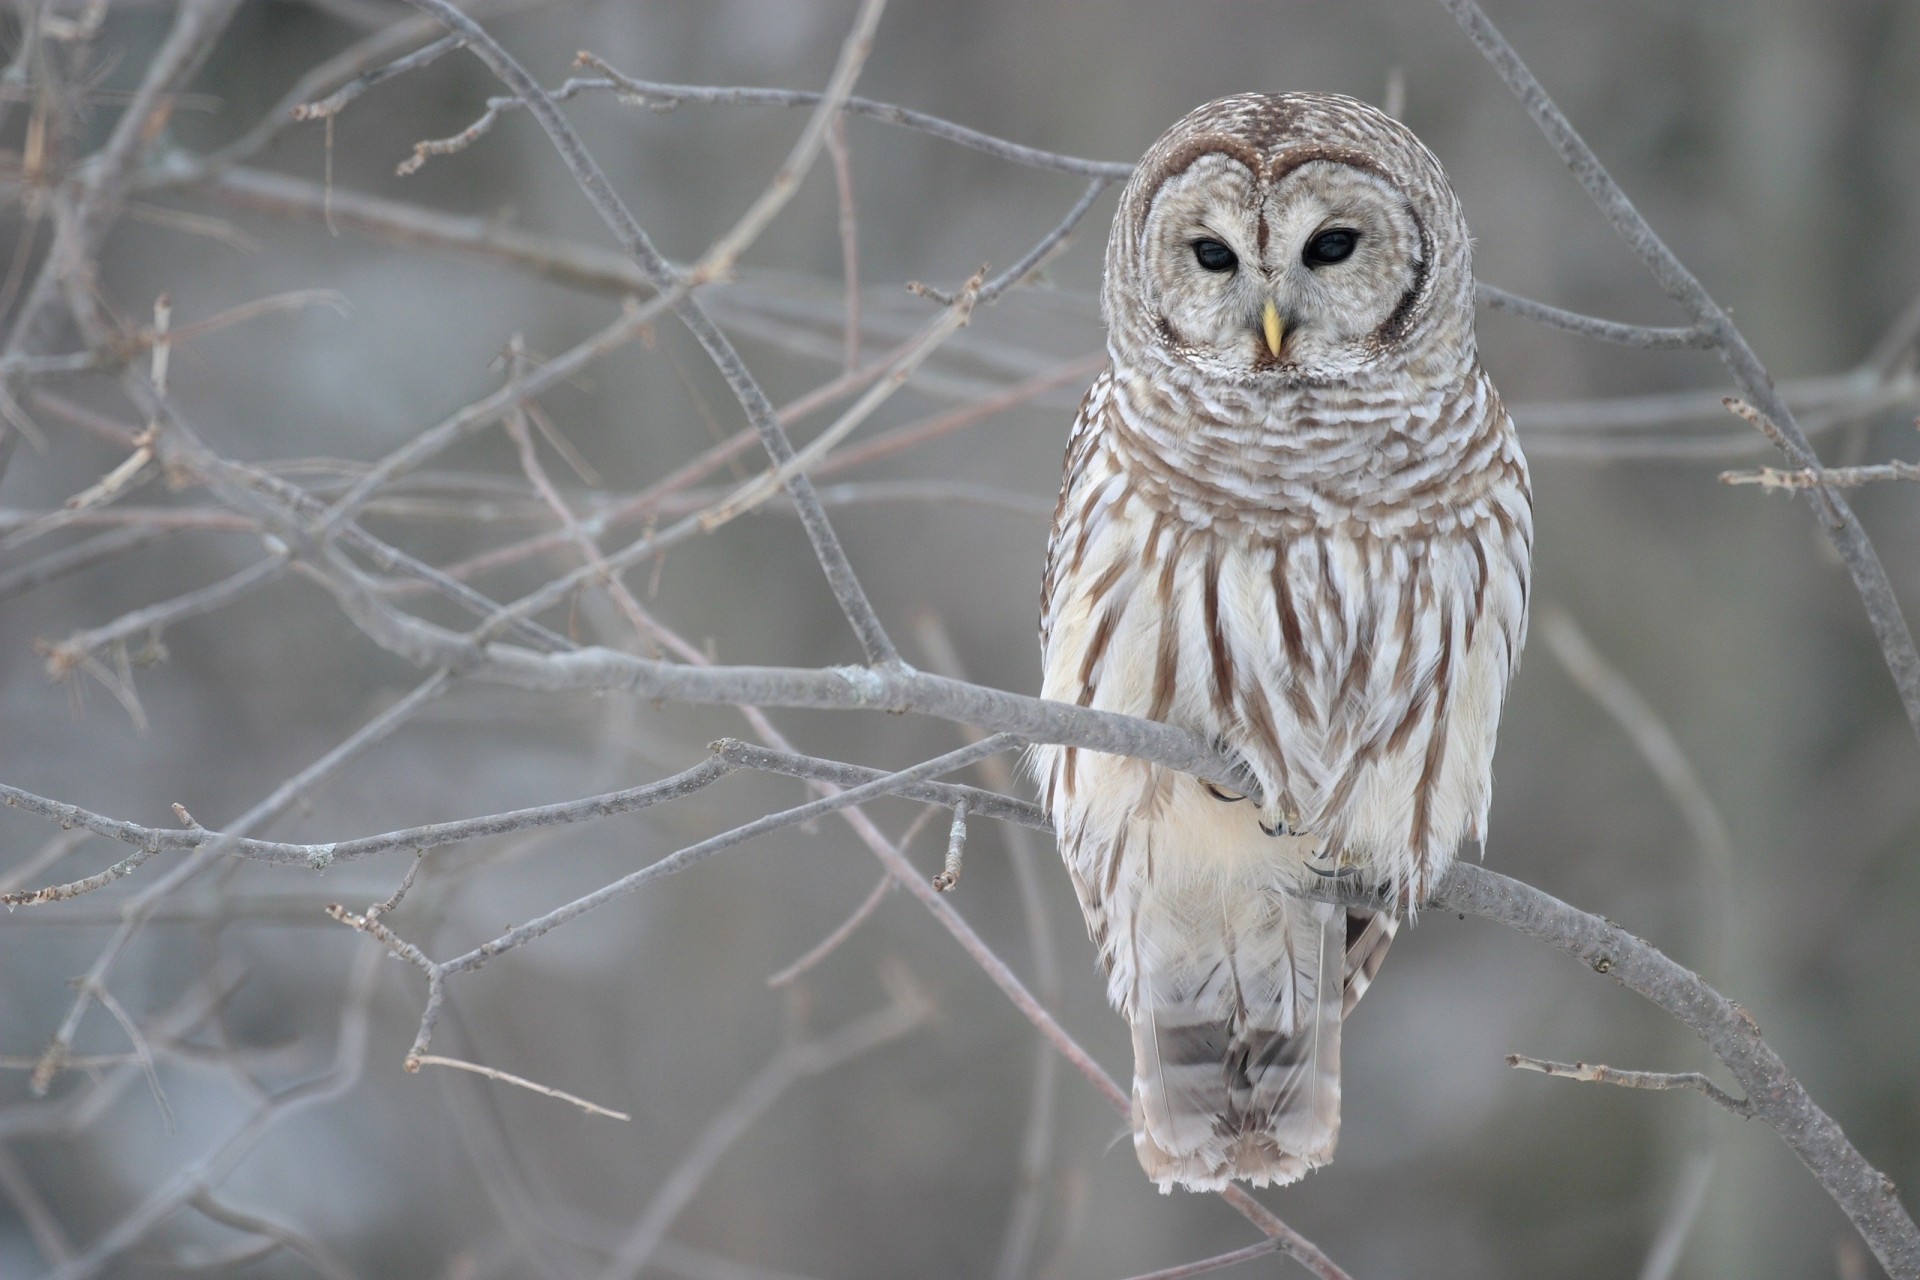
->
xmin=1303 ymin=228 xmax=1359 ymax=266
xmin=1191 ymin=238 xmax=1237 ymax=272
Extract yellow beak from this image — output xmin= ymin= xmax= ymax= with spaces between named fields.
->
xmin=1261 ymin=300 xmax=1285 ymax=358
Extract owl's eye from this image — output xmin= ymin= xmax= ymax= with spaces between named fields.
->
xmin=1190 ymin=239 xmax=1238 ymax=272
xmin=1303 ymin=228 xmax=1359 ymax=266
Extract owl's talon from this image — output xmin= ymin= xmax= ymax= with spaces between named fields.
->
xmin=1259 ymin=817 xmax=1288 ymax=837
xmin=1203 ymin=782 xmax=1246 ymax=804
xmin=1304 ymin=862 xmax=1358 ymax=879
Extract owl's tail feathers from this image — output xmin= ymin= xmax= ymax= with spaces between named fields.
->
xmin=1341 ymin=904 xmax=1399 ymax=1018
xmin=1126 ymin=895 xmax=1346 ymax=1193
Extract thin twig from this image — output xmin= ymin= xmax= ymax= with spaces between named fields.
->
xmin=1113 ymin=1239 xmax=1284 ymax=1280
xmin=826 ymin=113 xmax=860 ymax=372
xmin=86 ymin=982 xmax=175 ymax=1134
xmin=764 ymin=874 xmax=894 ymax=988
xmin=403 ymin=0 xmax=904 ymax=669
xmin=931 ymin=799 xmax=968 ymax=892
xmin=594 ymin=975 xmax=930 ymax=1280
xmin=917 ymin=179 xmax=1111 ymax=307
xmin=1506 ymin=1054 xmax=1752 ymax=1118
xmin=1541 ymin=609 xmax=1733 ymax=978
xmin=407 ymin=1054 xmax=630 ymax=1121
xmin=0 ymin=755 xmax=734 ymax=883
xmin=1721 ymin=458 xmax=1920 ymax=491
xmin=914 ymin=614 xmax=1064 ymax=1280
xmin=694 ymin=276 xmax=979 ymax=531
xmin=1476 ymin=283 xmax=1708 ymax=348
xmin=38 ymin=553 xmax=289 ymax=680
xmin=187 ymin=1192 xmax=357 ymax=1280
xmin=291 ymin=32 xmax=464 ymax=120
xmin=687 ymin=0 xmax=888 ymax=286
xmin=39 ymin=948 xmax=381 ymax=1280
xmin=23 ymin=670 xmax=453 ymax=1095
xmin=1639 ymin=1152 xmax=1716 ymax=1280
xmin=545 ymin=60 xmax=1134 ymax=180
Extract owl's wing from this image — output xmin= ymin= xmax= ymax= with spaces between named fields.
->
xmin=1039 ymin=366 xmax=1114 ymax=651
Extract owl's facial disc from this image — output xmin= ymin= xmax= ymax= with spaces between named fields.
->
xmin=1138 ymin=152 xmax=1428 ymax=384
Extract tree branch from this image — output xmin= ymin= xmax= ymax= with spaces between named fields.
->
xmin=1426 ymin=866 xmax=1918 ymax=1277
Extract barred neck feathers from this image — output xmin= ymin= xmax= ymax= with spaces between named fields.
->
xmin=1100 ymin=347 xmax=1513 ymax=541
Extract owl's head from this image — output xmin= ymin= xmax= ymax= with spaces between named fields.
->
xmin=1105 ymin=93 xmax=1475 ymax=388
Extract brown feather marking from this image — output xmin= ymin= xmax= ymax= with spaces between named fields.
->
xmin=1065 ymin=482 xmax=1106 ymax=578
xmin=1465 ymin=532 xmax=1489 ymax=650
xmin=1076 ymin=606 xmax=1121 ymax=704
xmin=1337 ymin=592 xmax=1377 ymax=709
xmin=1103 ymin=825 xmax=1129 ymax=899
xmin=1371 ymin=554 xmax=1428 ymax=759
xmin=1490 ymin=499 xmax=1530 ymax=612
xmin=1315 ymin=535 xmax=1344 ymax=634
xmin=1384 ymin=579 xmax=1440 ymax=757
xmin=1082 ymin=554 xmax=1130 ymax=615
xmin=1408 ymin=609 xmax=1457 ymax=863
xmin=1386 ymin=547 xmax=1423 ymax=693
xmin=1269 ymin=542 xmax=1309 ymax=673
xmin=1203 ymin=542 xmax=1236 ymax=719
xmin=1238 ymin=679 xmax=1289 ymax=796
xmin=1148 ymin=523 xmax=1182 ymax=721
xmin=1266 ymin=544 xmax=1317 ymax=726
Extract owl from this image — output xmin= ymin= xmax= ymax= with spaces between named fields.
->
xmin=1036 ymin=93 xmax=1531 ymax=1192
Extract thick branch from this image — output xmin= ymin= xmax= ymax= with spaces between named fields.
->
xmin=1427 ymin=866 xmax=1918 ymax=1277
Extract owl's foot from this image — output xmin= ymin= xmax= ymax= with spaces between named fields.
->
xmin=1201 ymin=741 xmax=1270 ymax=806
xmin=1303 ymin=851 xmax=1357 ymax=878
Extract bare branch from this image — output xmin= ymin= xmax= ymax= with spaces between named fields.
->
xmin=398 ymin=0 xmax=905 ymax=668
xmin=764 ymin=874 xmax=894 ymax=988
xmin=0 ymin=755 xmax=733 ymax=882
xmin=429 ymin=735 xmax=1022 ymax=979
xmin=1476 ymin=283 xmax=1708 ymax=348
xmin=689 ymin=0 xmax=888 ymax=286
xmin=187 ymin=1192 xmax=356 ymax=1280
xmin=1505 ymin=1054 xmax=1752 ymax=1118
xmin=1428 ymin=866 xmax=1919 ymax=1276
xmin=931 ymin=799 xmax=968 ymax=892
xmin=38 ymin=553 xmax=289 ymax=680
xmin=407 ymin=1054 xmax=631 ymax=1122
xmin=1541 ymin=609 xmax=1733 ymax=978
xmin=1 ymin=0 xmax=245 ymax=479
xmin=291 ymin=33 xmax=465 ymax=121
xmin=1639 ymin=1152 xmax=1716 ymax=1280
xmin=917 ymin=179 xmax=1112 ymax=307
xmin=1721 ymin=458 xmax=1920 ymax=491
xmin=1113 ymin=1239 xmax=1284 ymax=1280
xmin=694 ymin=277 xmax=979 ymax=532
xmin=595 ymin=975 xmax=931 ymax=1280
xmin=560 ymin=59 xmax=1134 ymax=180
xmin=39 ymin=949 xmax=381 ymax=1280
xmin=22 ymin=670 xmax=452 ymax=1095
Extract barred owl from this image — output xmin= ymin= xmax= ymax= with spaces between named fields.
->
xmin=1037 ymin=93 xmax=1531 ymax=1191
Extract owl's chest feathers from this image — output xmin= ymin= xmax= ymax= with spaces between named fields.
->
xmin=1106 ymin=364 xmax=1508 ymax=540
xmin=1042 ymin=373 xmax=1530 ymax=886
